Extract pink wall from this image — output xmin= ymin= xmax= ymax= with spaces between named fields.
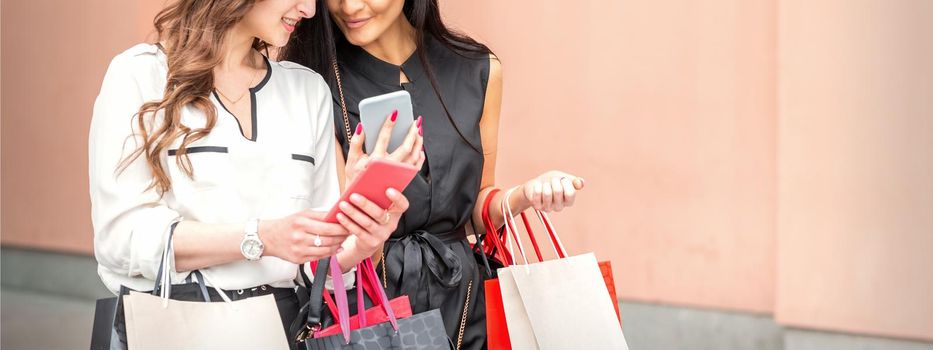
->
xmin=775 ymin=0 xmax=933 ymax=341
xmin=441 ymin=0 xmax=778 ymax=314
xmin=1 ymin=0 xmax=930 ymax=341
xmin=1 ymin=0 xmax=151 ymax=253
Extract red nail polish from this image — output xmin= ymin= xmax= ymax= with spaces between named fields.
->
xmin=416 ymin=116 xmax=423 ymax=127
xmin=355 ymin=123 xmax=363 ymax=135
xmin=418 ymin=127 xmax=423 ymax=136
xmin=390 ymin=110 xmax=398 ymax=122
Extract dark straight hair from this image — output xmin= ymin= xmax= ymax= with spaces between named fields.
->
xmin=280 ymin=0 xmax=493 ymax=154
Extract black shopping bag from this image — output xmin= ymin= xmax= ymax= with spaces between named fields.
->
xmin=90 ymin=295 xmax=126 ymax=350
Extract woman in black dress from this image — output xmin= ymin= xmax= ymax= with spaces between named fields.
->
xmin=283 ymin=1 xmax=585 ymax=348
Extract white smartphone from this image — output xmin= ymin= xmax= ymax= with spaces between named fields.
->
xmin=358 ymin=90 xmax=415 ymax=154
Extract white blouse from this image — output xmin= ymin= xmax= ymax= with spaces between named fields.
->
xmin=89 ymin=43 xmax=340 ymax=294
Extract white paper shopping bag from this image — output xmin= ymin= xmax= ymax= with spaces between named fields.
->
xmin=498 ymin=267 xmax=539 ymax=349
xmin=508 ymin=253 xmax=628 ymax=350
xmin=495 ymin=191 xmax=628 ymax=349
xmin=123 ymin=291 xmax=289 ymax=350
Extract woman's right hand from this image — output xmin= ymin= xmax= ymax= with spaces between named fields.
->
xmin=344 ymin=111 xmax=425 ymax=184
xmin=258 ymin=210 xmax=351 ymax=264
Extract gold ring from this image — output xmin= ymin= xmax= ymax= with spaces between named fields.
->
xmin=382 ymin=212 xmax=392 ymax=225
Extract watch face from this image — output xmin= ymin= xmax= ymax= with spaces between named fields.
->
xmin=241 ymin=239 xmax=263 ymax=259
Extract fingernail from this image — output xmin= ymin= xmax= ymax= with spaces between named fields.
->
xmin=418 ymin=127 xmax=423 ymax=136
xmin=390 ymin=110 xmax=398 ymax=122
xmin=337 ymin=247 xmax=344 ymax=253
xmin=349 ymin=193 xmax=362 ymax=202
xmin=355 ymin=123 xmax=363 ymax=135
xmin=416 ymin=116 xmax=423 ymax=127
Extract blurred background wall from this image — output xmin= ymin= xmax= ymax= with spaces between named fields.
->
xmin=2 ymin=0 xmax=931 ymax=349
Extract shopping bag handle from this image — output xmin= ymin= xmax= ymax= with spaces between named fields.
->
xmin=481 ymin=188 xmax=512 ymax=266
xmin=502 ymin=187 xmax=531 ymax=266
xmin=538 ymin=210 xmax=568 ymax=258
xmin=312 ymin=257 xmax=397 ymax=330
xmin=499 ymin=188 xmax=570 ymax=266
xmin=361 ymin=257 xmax=398 ymax=329
xmin=306 ymin=257 xmax=332 ymax=333
xmin=356 ymin=266 xmax=366 ymax=328
xmin=308 ymin=257 xmax=399 ymax=342
xmin=308 ymin=259 xmax=388 ymax=320
xmin=152 ymin=222 xmax=231 ymax=305
xmin=523 ymin=210 xmax=568 ymax=259
xmin=305 ymin=256 xmax=352 ymax=343
xmin=308 ymin=261 xmax=375 ymax=328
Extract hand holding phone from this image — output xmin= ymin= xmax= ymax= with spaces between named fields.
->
xmin=359 ymin=90 xmax=416 ymax=154
xmin=325 ymin=159 xmax=419 ymax=223
xmin=344 ymin=91 xmax=425 ymax=187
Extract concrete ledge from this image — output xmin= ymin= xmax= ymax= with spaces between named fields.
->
xmin=1 ymin=247 xmax=111 ymax=299
xmin=619 ymin=301 xmax=933 ymax=350
xmin=784 ymin=328 xmax=933 ymax=350
xmin=1 ymin=287 xmax=97 ymax=350
xmin=620 ymin=301 xmax=784 ymax=350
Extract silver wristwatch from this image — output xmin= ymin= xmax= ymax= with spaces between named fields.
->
xmin=240 ymin=219 xmax=264 ymax=261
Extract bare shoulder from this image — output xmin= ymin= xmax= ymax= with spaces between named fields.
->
xmin=488 ymin=53 xmax=502 ymax=86
xmin=481 ymin=53 xmax=503 ymax=120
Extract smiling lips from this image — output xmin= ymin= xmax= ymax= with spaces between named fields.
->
xmin=282 ymin=17 xmax=298 ymax=32
xmin=345 ymin=17 xmax=370 ymax=29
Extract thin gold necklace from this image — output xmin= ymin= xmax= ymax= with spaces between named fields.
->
xmin=215 ymin=59 xmax=262 ymax=105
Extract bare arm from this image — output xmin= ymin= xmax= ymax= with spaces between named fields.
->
xmin=172 ymin=221 xmax=242 ymax=271
xmin=173 ymin=211 xmax=350 ymax=272
xmin=472 ymin=55 xmax=524 ymax=232
xmin=472 ymin=54 xmax=586 ymax=236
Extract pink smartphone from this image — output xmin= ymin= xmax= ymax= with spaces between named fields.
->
xmin=324 ymin=159 xmax=420 ymax=223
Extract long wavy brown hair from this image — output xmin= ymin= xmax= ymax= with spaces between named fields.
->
xmin=122 ymin=0 xmax=267 ymax=194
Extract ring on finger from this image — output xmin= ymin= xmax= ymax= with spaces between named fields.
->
xmin=314 ymin=234 xmax=322 ymax=247
xmin=382 ymin=211 xmax=392 ymax=225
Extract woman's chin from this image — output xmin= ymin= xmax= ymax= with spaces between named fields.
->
xmin=265 ymin=36 xmax=289 ymax=48
xmin=344 ymin=34 xmax=375 ymax=48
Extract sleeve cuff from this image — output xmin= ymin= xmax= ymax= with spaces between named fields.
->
xmin=127 ymin=206 xmax=183 ymax=282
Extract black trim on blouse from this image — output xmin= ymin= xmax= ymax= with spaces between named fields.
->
xmin=212 ymin=55 xmax=272 ymax=142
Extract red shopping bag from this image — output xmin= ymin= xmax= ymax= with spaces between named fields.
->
xmin=308 ymin=258 xmax=413 ymax=338
xmin=485 ymin=278 xmax=511 ymax=349
xmin=480 ymin=190 xmax=512 ymax=349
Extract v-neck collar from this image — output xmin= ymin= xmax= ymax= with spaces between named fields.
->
xmin=211 ymin=55 xmax=271 ymax=142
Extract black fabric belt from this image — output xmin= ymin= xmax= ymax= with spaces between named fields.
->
xmin=164 ymin=283 xmax=296 ymax=302
xmin=384 ymin=227 xmax=467 ymax=310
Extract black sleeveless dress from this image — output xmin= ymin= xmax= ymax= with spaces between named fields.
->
xmin=332 ymin=37 xmax=490 ymax=349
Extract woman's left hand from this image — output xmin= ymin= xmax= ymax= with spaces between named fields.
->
xmin=334 ymin=188 xmax=410 ymax=257
xmin=344 ymin=113 xmax=425 ymax=184
xmin=519 ymin=170 xmax=586 ymax=212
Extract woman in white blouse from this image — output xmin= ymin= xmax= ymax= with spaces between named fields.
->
xmin=89 ymin=0 xmax=421 ymax=346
